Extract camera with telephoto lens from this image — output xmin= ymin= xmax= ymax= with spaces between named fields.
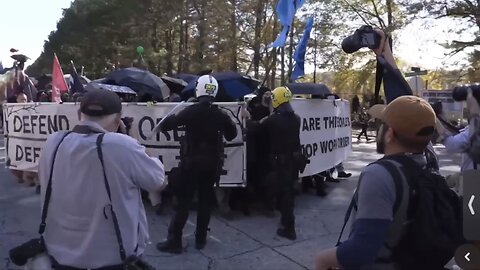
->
xmin=452 ymin=84 xmax=480 ymax=104
xmin=9 ymin=238 xmax=46 ymax=266
xmin=342 ymin=25 xmax=382 ymax=54
xmin=124 ymin=255 xmax=156 ymax=270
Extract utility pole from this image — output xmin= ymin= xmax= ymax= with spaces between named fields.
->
xmin=405 ymin=67 xmax=428 ymax=96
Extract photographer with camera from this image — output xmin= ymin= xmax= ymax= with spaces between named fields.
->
xmin=436 ymin=85 xmax=480 ymax=195
xmin=9 ymin=90 xmax=165 ymax=269
xmin=438 ymin=85 xmax=480 ymax=172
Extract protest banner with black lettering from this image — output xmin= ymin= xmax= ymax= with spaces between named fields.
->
xmin=292 ymin=99 xmax=352 ymax=177
xmin=2 ymin=99 xmax=351 ymax=185
xmin=3 ymin=102 xmax=246 ymax=187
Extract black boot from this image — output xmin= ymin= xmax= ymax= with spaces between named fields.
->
xmin=325 ymin=176 xmax=339 ymax=183
xmin=195 ymin=232 xmax=207 ymax=250
xmin=302 ymin=177 xmax=312 ymax=193
xmin=276 ymin=227 xmax=297 ymax=240
xmin=337 ymin=172 xmax=352 ymax=178
xmin=157 ymin=237 xmax=182 ymax=254
xmin=314 ymin=176 xmax=327 ymax=197
xmin=154 ymin=204 xmax=164 ymax=216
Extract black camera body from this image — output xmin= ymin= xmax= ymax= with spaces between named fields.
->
xmin=452 ymin=84 xmax=480 ymax=104
xmin=118 ymin=117 xmax=134 ymax=134
xmin=9 ymin=238 xmax=46 ymax=266
xmin=342 ymin=25 xmax=381 ymax=54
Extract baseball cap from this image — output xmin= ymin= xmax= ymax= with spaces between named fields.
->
xmin=80 ymin=90 xmax=122 ymax=117
xmin=368 ymin=95 xmax=436 ymax=142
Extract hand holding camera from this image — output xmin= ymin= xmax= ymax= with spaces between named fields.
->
xmin=341 ymin=26 xmax=397 ymax=69
xmin=118 ymin=117 xmax=134 ymax=135
xmin=453 ymin=84 xmax=480 ymax=116
xmin=341 ymin=25 xmax=383 ymax=54
xmin=467 ymin=87 xmax=480 ymax=116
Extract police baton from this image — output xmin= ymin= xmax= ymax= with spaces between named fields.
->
xmin=146 ymin=101 xmax=186 ymax=139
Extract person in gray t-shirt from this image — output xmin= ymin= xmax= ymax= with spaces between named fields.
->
xmin=315 ymin=95 xmax=437 ymax=270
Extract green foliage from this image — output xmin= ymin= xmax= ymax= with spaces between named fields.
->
xmin=26 ymin=0 xmax=479 ymax=95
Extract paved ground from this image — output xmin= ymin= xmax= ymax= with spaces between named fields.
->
xmin=0 ymin=137 xmax=462 ymax=270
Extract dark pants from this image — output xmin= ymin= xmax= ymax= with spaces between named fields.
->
xmin=357 ymin=124 xmax=369 ymax=140
xmin=267 ymin=163 xmax=296 ymax=230
xmin=168 ymin=168 xmax=216 ymax=240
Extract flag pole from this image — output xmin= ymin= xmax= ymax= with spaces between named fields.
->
xmin=70 ymin=60 xmax=77 ymax=73
xmin=313 ymin=14 xmax=318 ymax=84
xmin=287 ymin=14 xmax=295 ymax=82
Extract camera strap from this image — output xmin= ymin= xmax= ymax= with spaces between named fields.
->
xmin=39 ymin=131 xmax=73 ymax=237
xmin=374 ymin=61 xmax=383 ymax=104
xmin=95 ymin=134 xmax=127 ymax=261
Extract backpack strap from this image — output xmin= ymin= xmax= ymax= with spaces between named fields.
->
xmin=336 ymin=193 xmax=357 ymax=246
xmin=336 ymin=155 xmax=413 ymax=247
xmin=375 ymin=158 xmax=405 ymax=214
xmin=374 ymin=155 xmax=420 ymax=263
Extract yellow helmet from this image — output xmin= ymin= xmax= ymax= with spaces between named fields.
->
xmin=271 ymin=86 xmax=292 ymax=108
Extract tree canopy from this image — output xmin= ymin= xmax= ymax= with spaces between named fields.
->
xmin=26 ymin=0 xmax=479 ymax=97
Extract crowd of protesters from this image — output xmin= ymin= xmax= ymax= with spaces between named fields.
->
xmin=2 ymin=28 xmax=476 ymax=269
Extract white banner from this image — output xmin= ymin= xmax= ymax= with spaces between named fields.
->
xmin=292 ymin=99 xmax=352 ymax=177
xmin=2 ymin=102 xmax=246 ymax=187
xmin=2 ymin=99 xmax=351 ymax=185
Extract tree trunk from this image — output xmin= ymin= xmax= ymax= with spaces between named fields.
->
xmin=192 ymin=0 xmax=207 ymax=73
xmin=229 ymin=0 xmax=238 ymax=71
xmin=177 ymin=2 xmax=185 ymax=73
xmin=270 ymin=48 xmax=277 ymax=89
xmin=287 ymin=21 xmax=294 ymax=82
xmin=183 ymin=0 xmax=191 ymax=72
xmin=165 ymin=29 xmax=174 ymax=75
xmin=281 ymin=47 xmax=285 ymax=85
xmin=253 ymin=0 xmax=265 ymax=77
xmin=386 ymin=0 xmax=393 ymax=26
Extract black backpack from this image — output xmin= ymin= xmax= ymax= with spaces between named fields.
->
xmin=378 ymin=155 xmax=465 ymax=269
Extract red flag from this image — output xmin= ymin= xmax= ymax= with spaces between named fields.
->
xmin=51 ymin=53 xmax=68 ymax=102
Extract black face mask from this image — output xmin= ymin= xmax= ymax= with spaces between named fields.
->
xmin=376 ymin=123 xmax=388 ymax=154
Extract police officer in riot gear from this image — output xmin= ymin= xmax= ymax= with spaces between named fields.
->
xmin=156 ymin=75 xmax=237 ymax=253
xmin=247 ymin=86 xmax=302 ymax=240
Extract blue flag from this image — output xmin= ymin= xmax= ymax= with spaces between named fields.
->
xmin=269 ymin=0 xmax=305 ymax=48
xmin=70 ymin=62 xmax=85 ymax=94
xmin=270 ymin=26 xmax=290 ymax=48
xmin=291 ymin=17 xmax=314 ymax=81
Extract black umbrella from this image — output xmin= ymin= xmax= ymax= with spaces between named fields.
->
xmin=106 ymin=67 xmax=169 ymax=101
xmin=85 ymin=82 xmax=137 ymax=95
xmin=181 ymin=71 xmax=260 ymax=101
xmin=161 ymin=75 xmax=187 ymax=94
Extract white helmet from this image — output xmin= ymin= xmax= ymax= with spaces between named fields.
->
xmin=195 ymin=75 xmax=218 ymax=98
